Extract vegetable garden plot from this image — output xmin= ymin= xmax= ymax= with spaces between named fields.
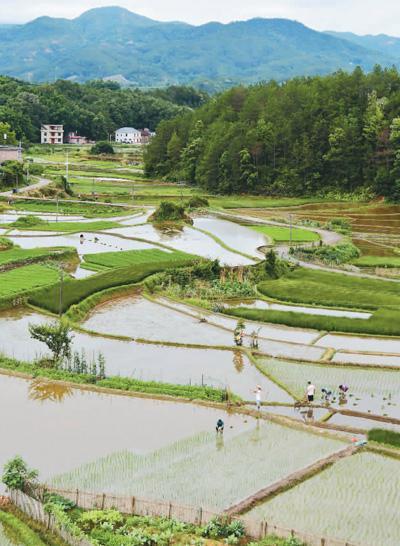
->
xmin=258 ymin=357 xmax=400 ymax=419
xmin=51 ymin=423 xmax=344 ymax=511
xmin=247 ymin=452 xmax=400 ymax=546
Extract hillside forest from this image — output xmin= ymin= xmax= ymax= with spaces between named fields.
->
xmin=145 ymin=67 xmax=400 ymax=201
xmin=0 ymin=77 xmax=207 ymax=142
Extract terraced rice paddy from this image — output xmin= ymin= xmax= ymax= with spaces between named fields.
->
xmin=107 ymin=223 xmax=254 ymax=265
xmin=0 ymin=308 xmax=292 ymax=400
xmin=246 ymin=452 xmax=400 ymax=546
xmin=0 ymin=373 xmax=251 ymax=485
xmin=0 ymin=264 xmax=59 ymax=298
xmin=258 ymin=357 xmax=400 ymax=418
xmin=51 ymin=422 xmax=345 ymax=511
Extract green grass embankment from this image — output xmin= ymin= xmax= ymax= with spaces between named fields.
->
xmin=0 ymin=356 xmax=231 ymax=403
xmin=368 ymin=429 xmax=400 ymax=449
xmin=224 ymin=268 xmax=400 ymax=336
xmin=30 ymin=252 xmax=198 ymax=314
xmin=250 ymin=225 xmax=320 ymax=243
xmin=0 ymin=247 xmax=76 ymax=269
xmin=0 ymin=265 xmax=60 ymax=300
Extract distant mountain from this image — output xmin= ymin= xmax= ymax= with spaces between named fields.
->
xmin=326 ymin=31 xmax=400 ymax=59
xmin=0 ymin=7 xmax=397 ymax=89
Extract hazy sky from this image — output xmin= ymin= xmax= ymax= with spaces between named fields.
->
xmin=1 ymin=0 xmax=400 ymax=36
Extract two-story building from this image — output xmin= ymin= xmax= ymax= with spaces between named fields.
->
xmin=41 ymin=124 xmax=64 ymax=145
xmin=115 ymin=127 xmax=143 ymax=144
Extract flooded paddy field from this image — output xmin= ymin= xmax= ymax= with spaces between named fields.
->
xmin=0 ymin=373 xmax=252 ymax=485
xmin=258 ymin=357 xmax=400 ymax=419
xmin=327 ymin=412 xmax=400 ymax=432
xmin=318 ymin=333 xmax=400 ymax=355
xmin=246 ymin=451 xmax=400 ymax=546
xmin=192 ymin=216 xmax=267 ymax=257
xmin=7 ymin=232 xmax=158 ymax=256
xmin=106 ymin=222 xmax=254 ymax=265
xmin=0 ymin=308 xmax=292 ymax=400
xmin=51 ymin=418 xmax=345 ymax=511
xmin=333 ymin=351 xmax=400 ymax=368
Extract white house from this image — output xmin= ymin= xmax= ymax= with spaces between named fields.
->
xmin=41 ymin=124 xmax=64 ymax=145
xmin=115 ymin=127 xmax=142 ymax=144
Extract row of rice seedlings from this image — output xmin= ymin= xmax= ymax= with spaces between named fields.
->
xmin=126 ymin=423 xmax=344 ymax=510
xmin=51 ymin=432 xmax=216 ymax=491
xmin=258 ymin=357 xmax=400 ymax=418
xmin=53 ymin=423 xmax=344 ymax=511
xmin=247 ymin=452 xmax=400 ymax=546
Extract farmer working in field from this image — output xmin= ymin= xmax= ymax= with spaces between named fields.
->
xmin=306 ymin=381 xmax=316 ymax=403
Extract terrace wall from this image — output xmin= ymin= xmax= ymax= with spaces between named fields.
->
xmin=37 ymin=486 xmax=362 ymax=546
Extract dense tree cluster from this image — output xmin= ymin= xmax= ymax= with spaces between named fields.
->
xmin=145 ymin=67 xmax=400 ymax=201
xmin=0 ymin=78 xmax=200 ymax=143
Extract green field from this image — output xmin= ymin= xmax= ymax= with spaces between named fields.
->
xmin=83 ymin=248 xmax=197 ymax=271
xmin=210 ymin=197 xmax=324 ymax=209
xmin=250 ymin=225 xmax=320 ymax=243
xmin=0 ymin=264 xmax=59 ymax=299
xmin=258 ymin=268 xmax=400 ymax=310
xmin=30 ymin=252 xmax=197 ymax=313
xmin=353 ymin=255 xmax=400 ymax=268
xmin=9 ymin=220 xmax=120 ymax=232
xmin=0 ymin=247 xmax=73 ymax=268
xmin=12 ymin=201 xmax=133 ymax=218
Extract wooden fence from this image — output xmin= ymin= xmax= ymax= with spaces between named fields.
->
xmin=29 ymin=486 xmax=362 ymax=546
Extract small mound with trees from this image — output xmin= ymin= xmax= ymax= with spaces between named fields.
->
xmin=90 ymin=141 xmax=115 ymax=155
xmin=149 ymin=201 xmax=192 ymax=224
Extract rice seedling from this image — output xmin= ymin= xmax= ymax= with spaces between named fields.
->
xmin=51 ymin=424 xmax=344 ymax=511
xmin=247 ymin=452 xmax=400 ymax=546
xmin=258 ymin=357 xmax=400 ymax=418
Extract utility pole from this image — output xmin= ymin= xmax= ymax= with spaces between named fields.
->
xmin=289 ymin=214 xmax=293 ymax=248
xmin=65 ymin=151 xmax=69 ymax=184
xmin=59 ymin=267 xmax=64 ymax=318
xmin=131 ymin=181 xmax=134 ymax=203
xmin=56 ymin=195 xmax=59 ymax=223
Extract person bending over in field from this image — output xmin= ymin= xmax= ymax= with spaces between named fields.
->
xmin=216 ymin=419 xmax=224 ymax=433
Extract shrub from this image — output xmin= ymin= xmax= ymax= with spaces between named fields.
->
xmin=2 ymin=456 xmax=38 ymax=492
xmin=78 ymin=510 xmax=124 ymax=533
xmin=368 ymin=428 xmax=400 ymax=448
xmin=150 ymin=201 xmax=190 ymax=223
xmin=186 ymin=196 xmax=209 ymax=209
xmin=90 ymin=141 xmax=115 ymax=155
xmin=324 ymin=217 xmax=352 ymax=234
xmin=293 ymin=242 xmax=360 ymax=265
xmin=202 ymin=516 xmax=245 ymax=539
xmin=29 ymin=321 xmax=73 ymax=364
xmin=11 ymin=215 xmax=47 ymax=228
xmin=0 ymin=236 xmax=13 ymax=250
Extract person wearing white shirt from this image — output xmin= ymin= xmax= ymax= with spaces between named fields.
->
xmin=306 ymin=381 xmax=316 ymax=403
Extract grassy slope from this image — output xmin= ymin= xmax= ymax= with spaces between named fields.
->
xmin=0 ymin=510 xmax=47 ymax=546
xmin=0 ymin=247 xmax=71 ymax=267
xmin=226 ymin=268 xmax=400 ymax=336
xmin=0 ymin=264 xmax=59 ymax=298
xmin=30 ymin=253 xmax=197 ymax=313
xmin=353 ymin=256 xmax=400 ymax=268
xmin=13 ymin=201 xmax=132 ymax=218
xmin=83 ymin=248 xmax=197 ymax=269
xmin=8 ymin=220 xmax=120 ymax=232
xmin=250 ymin=225 xmax=320 ymax=242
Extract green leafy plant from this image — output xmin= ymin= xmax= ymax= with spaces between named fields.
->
xmin=2 ymin=456 xmax=38 ymax=492
xmin=29 ymin=321 xmax=73 ymax=364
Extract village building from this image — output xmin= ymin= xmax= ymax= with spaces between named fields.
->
xmin=115 ymin=127 xmax=155 ymax=144
xmin=67 ymin=132 xmax=89 ymax=145
xmin=41 ymin=124 xmax=64 ymax=145
xmin=0 ymin=145 xmax=22 ymax=163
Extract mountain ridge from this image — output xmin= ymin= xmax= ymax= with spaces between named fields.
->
xmin=0 ymin=7 xmax=398 ymax=90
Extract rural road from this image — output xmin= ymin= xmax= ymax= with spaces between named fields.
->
xmin=0 ymin=177 xmax=52 ymax=197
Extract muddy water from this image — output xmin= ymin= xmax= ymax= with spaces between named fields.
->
xmin=7 ymin=232 xmax=157 ymax=256
xmin=83 ymin=295 xmax=234 ymax=346
xmin=318 ymin=334 xmax=400 ymax=355
xmin=262 ymin=404 xmax=329 ymax=423
xmin=192 ymin=216 xmax=266 ymax=256
xmin=0 ymin=309 xmax=291 ymax=400
xmin=333 ymin=352 xmax=400 ymax=368
xmin=156 ymin=298 xmax=321 ymax=345
xmin=106 ymin=223 xmax=254 ymax=266
xmin=0 ymin=373 xmax=253 ymax=484
xmin=229 ymin=299 xmax=372 ymax=319
xmin=327 ymin=413 xmax=400 ymax=432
